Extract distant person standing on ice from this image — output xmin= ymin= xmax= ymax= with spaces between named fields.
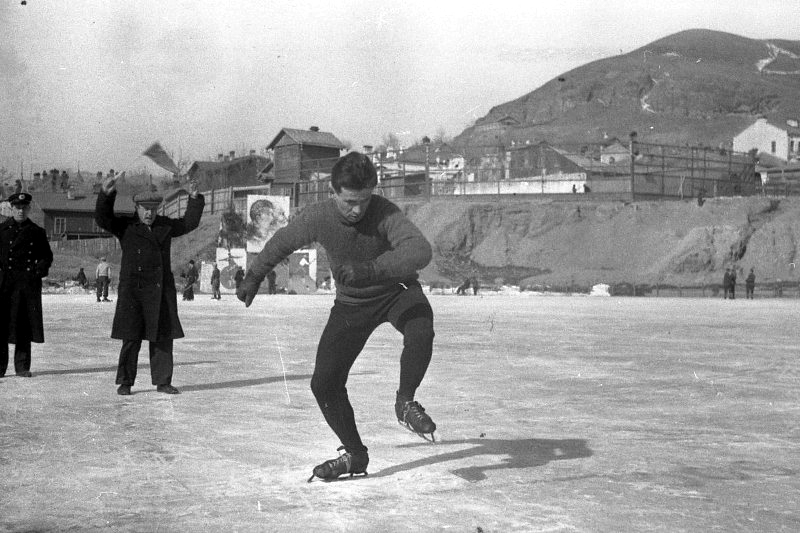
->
xmin=210 ymin=263 xmax=222 ymax=300
xmin=95 ymin=256 xmax=112 ymax=302
xmin=233 ymin=266 xmax=244 ymax=290
xmin=729 ymin=267 xmax=737 ymax=299
xmin=723 ymin=268 xmax=732 ymax=299
xmin=0 ymin=192 xmax=53 ymax=378
xmin=237 ymin=151 xmax=438 ymax=482
xmin=745 ymin=268 xmax=756 ymax=299
xmin=95 ymin=176 xmax=204 ymax=396
xmin=182 ymin=259 xmax=198 ymax=301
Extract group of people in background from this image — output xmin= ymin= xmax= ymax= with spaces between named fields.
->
xmin=74 ymin=256 xmax=241 ymax=303
xmin=723 ymin=266 xmax=757 ymax=299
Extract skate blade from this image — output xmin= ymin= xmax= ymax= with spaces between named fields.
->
xmin=307 ymin=471 xmax=368 ymax=483
xmin=398 ymin=420 xmax=436 ymax=443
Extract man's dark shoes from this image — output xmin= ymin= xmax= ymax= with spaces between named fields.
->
xmin=16 ymin=371 xmax=32 ymax=378
xmin=156 ymin=384 xmax=180 ymax=394
xmin=117 ymin=384 xmax=132 ymax=395
xmin=396 ymin=393 xmax=437 ymax=442
xmin=307 ymin=446 xmax=369 ymax=482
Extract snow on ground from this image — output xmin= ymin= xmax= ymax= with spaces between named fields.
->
xmin=2 ymin=293 xmax=799 ymax=532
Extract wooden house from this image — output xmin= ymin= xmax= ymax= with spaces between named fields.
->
xmin=267 ymin=127 xmax=345 ymax=184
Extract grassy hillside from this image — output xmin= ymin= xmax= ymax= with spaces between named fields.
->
xmin=455 ymin=29 xmax=800 ymax=150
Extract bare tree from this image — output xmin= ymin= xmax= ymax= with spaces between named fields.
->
xmin=382 ymin=132 xmax=401 ymax=150
xmin=433 ymin=126 xmax=449 ymax=145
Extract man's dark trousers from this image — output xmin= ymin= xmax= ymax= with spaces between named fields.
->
xmin=0 ymin=340 xmax=31 ymax=375
xmin=116 ymin=339 xmax=174 ymax=385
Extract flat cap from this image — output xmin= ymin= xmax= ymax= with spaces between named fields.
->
xmin=132 ymin=191 xmax=163 ymax=207
xmin=7 ymin=192 xmax=32 ymax=206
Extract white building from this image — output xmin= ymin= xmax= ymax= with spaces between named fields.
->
xmin=733 ymin=118 xmax=800 ymax=162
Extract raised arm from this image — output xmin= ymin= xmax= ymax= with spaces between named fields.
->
xmin=94 ymin=175 xmax=128 ymax=237
xmin=166 ymin=181 xmax=205 ymax=237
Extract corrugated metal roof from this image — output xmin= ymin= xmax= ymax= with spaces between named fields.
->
xmin=267 ymin=128 xmax=345 ymax=150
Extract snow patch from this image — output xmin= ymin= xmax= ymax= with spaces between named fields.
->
xmin=590 ymin=283 xmax=611 ymax=296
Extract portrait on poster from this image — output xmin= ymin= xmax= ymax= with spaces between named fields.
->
xmin=246 ymin=195 xmax=289 ymax=253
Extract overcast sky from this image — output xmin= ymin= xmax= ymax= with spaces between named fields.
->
xmin=0 ymin=0 xmax=796 ymax=177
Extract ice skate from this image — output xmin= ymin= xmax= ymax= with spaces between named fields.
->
xmin=307 ymin=446 xmax=369 ymax=482
xmin=395 ymin=393 xmax=437 ymax=442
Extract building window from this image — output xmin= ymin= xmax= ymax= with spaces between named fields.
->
xmin=791 ymin=140 xmax=796 ymax=153
xmin=771 ymin=141 xmax=777 ymax=154
xmin=54 ymin=217 xmax=66 ymax=236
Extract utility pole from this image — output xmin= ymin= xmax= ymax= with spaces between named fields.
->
xmin=422 ymin=136 xmax=431 ymax=199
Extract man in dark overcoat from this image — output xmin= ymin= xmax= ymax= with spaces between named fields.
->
xmin=0 ymin=192 xmax=53 ymax=378
xmin=95 ymin=176 xmax=204 ymax=395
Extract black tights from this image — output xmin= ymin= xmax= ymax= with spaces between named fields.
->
xmin=310 ymin=285 xmax=434 ymax=454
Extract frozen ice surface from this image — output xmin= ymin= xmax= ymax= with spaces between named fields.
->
xmin=1 ymin=293 xmax=799 ymax=532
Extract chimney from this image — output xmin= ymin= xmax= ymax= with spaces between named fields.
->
xmin=310 ymin=126 xmax=319 ymax=132
xmin=229 ymin=150 xmax=236 ymax=159
xmin=363 ymin=145 xmax=373 ymax=153
xmin=217 ymin=154 xmax=224 ymax=161
xmin=249 ymin=149 xmax=256 ymax=156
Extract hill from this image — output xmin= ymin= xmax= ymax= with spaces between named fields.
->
xmin=454 ymin=29 xmax=800 ymax=150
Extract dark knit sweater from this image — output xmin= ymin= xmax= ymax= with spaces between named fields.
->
xmin=248 ymin=195 xmax=432 ymax=302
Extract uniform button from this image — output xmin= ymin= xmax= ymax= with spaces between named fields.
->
xmin=138 ymin=267 xmax=142 ymax=271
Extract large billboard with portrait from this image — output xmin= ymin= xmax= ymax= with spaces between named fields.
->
xmin=246 ymin=195 xmax=290 ymax=253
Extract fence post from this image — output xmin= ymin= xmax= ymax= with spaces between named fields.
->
xmin=629 ymin=133 xmax=636 ymax=200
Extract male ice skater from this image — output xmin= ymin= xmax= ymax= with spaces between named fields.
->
xmin=237 ymin=151 xmax=437 ymax=481
xmin=0 ymin=192 xmax=53 ymax=378
xmin=95 ymin=176 xmax=204 ymax=395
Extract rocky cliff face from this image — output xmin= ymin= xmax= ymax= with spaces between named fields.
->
xmin=406 ymin=196 xmax=800 ymax=289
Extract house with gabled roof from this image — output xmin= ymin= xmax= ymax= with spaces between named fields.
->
xmin=599 ymin=138 xmax=631 ymax=164
xmin=267 ymin=126 xmax=345 ymax=184
xmin=733 ymin=117 xmax=800 ymax=163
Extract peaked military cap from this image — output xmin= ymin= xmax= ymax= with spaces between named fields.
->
xmin=8 ymin=192 xmax=32 ymax=206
